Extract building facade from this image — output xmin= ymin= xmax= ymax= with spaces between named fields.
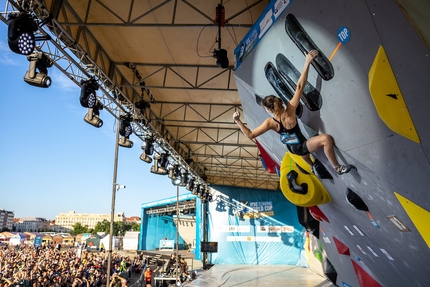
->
xmin=55 ymin=211 xmax=125 ymax=231
xmin=125 ymin=216 xmax=141 ymax=225
xmin=14 ymin=217 xmax=50 ymax=232
xmin=0 ymin=209 xmax=14 ymax=231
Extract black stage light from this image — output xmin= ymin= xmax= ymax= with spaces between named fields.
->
xmin=186 ymin=178 xmax=195 ymax=192
xmin=179 ymin=171 xmax=189 ymax=187
xmin=80 ymin=78 xmax=103 ymax=128
xmin=169 ymin=165 xmax=182 ymax=186
xmin=197 ymin=185 xmax=206 ymax=199
xmin=185 ymin=156 xmax=194 ymax=165
xmin=201 ymin=189 xmax=212 ymax=203
xmin=172 ymin=167 xmax=183 ymax=186
xmin=23 ymin=52 xmax=52 ymax=88
xmin=150 ymin=153 xmax=169 ymax=175
xmin=192 ymin=184 xmax=200 ymax=196
xmin=7 ymin=13 xmax=38 ymax=55
xmin=135 ymin=100 xmax=150 ymax=113
xmin=213 ymin=49 xmax=229 ymax=69
xmin=140 ymin=138 xmax=154 ymax=163
xmin=118 ymin=116 xmax=133 ymax=148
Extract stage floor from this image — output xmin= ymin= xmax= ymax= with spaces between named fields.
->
xmin=184 ymin=264 xmax=335 ymax=287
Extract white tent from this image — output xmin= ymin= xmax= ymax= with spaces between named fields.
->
xmin=9 ymin=234 xmax=25 ymax=245
xmin=123 ymin=231 xmax=139 ymax=251
xmin=100 ymin=235 xmax=119 ymax=250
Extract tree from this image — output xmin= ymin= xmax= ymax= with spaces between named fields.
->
xmin=127 ymin=222 xmax=140 ymax=232
xmin=70 ymin=223 xmax=90 ymax=236
xmin=114 ymin=221 xmax=127 ymax=236
xmin=94 ymin=220 xmax=110 ymax=234
xmin=93 ymin=220 xmax=130 ymax=236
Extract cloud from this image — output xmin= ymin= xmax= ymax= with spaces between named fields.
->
xmin=51 ymin=69 xmax=80 ymax=91
xmin=0 ymin=41 xmax=24 ymax=66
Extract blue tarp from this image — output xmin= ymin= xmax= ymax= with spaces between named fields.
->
xmin=140 ymin=193 xmax=196 ymax=250
xmin=207 ymin=186 xmax=305 ymax=265
xmin=141 ymin=214 xmax=185 ymax=250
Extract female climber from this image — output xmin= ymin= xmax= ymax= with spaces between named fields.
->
xmin=233 ymin=49 xmax=353 ymax=175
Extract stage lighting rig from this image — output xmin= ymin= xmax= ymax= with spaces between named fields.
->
xmin=169 ymin=165 xmax=183 ymax=186
xmin=197 ymin=185 xmax=206 ymax=199
xmin=80 ymin=78 xmax=103 ymax=128
xmin=186 ymin=178 xmax=195 ymax=192
xmin=135 ymin=100 xmax=150 ymax=113
xmin=118 ymin=115 xmax=133 ymax=148
xmin=140 ymin=137 xmax=154 ymax=163
xmin=213 ymin=49 xmax=229 ymax=69
xmin=179 ymin=171 xmax=189 ymax=187
xmin=192 ymin=183 xmax=200 ymax=196
xmin=213 ymin=4 xmax=229 ymax=69
xmin=7 ymin=12 xmax=52 ymax=56
xmin=150 ymin=153 xmax=169 ymax=175
xmin=201 ymin=188 xmax=212 ymax=203
xmin=23 ymin=52 xmax=52 ymax=88
xmin=8 ymin=13 xmax=37 ymax=55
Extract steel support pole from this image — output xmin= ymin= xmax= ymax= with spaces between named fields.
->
xmin=106 ymin=110 xmax=121 ymax=287
xmin=175 ymin=185 xmax=179 ymax=285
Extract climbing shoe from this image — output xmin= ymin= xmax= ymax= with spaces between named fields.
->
xmin=335 ymin=165 xmax=353 ymax=175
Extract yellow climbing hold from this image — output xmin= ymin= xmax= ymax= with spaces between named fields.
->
xmin=368 ymin=46 xmax=420 ymax=143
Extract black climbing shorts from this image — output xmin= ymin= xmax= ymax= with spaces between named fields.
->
xmin=287 ymin=140 xmax=309 ymax=156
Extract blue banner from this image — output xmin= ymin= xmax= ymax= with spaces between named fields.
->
xmin=207 ymin=185 xmax=305 ymax=265
xmin=234 ymin=0 xmax=293 ymax=70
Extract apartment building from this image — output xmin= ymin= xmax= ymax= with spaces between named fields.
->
xmin=14 ymin=217 xmax=49 ymax=232
xmin=55 ymin=211 xmax=125 ymax=231
xmin=0 ymin=209 xmax=14 ymax=230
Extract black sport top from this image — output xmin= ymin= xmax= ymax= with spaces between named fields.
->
xmin=273 ymin=118 xmax=307 ymax=145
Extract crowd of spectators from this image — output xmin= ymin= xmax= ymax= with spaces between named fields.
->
xmin=0 ymin=243 xmax=145 ymax=287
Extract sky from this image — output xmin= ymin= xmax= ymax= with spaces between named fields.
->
xmin=0 ymin=16 xmax=189 ymax=220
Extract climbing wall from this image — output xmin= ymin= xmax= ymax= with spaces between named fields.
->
xmin=233 ymin=0 xmax=430 ymax=286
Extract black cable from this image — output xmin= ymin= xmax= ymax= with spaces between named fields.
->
xmin=225 ymin=23 xmax=238 ymax=46
xmin=195 ymin=24 xmax=216 ymax=58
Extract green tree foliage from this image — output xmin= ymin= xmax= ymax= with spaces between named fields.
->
xmin=93 ymin=220 xmax=138 ymax=236
xmin=81 ymin=219 xmax=140 ymax=236
xmin=114 ymin=221 xmax=127 ymax=236
xmin=70 ymin=222 xmax=91 ymax=235
xmin=94 ymin=220 xmax=110 ymax=234
xmin=128 ymin=222 xmax=140 ymax=232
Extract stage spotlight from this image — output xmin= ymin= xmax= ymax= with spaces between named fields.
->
xmin=186 ymin=178 xmax=195 ymax=192
xmin=140 ymin=138 xmax=154 ymax=163
xmin=197 ymin=185 xmax=206 ymax=199
xmin=192 ymin=184 xmax=200 ymax=196
xmin=7 ymin=13 xmax=38 ymax=55
xmin=23 ymin=52 xmax=53 ymax=88
xmin=185 ymin=156 xmax=193 ymax=165
xmin=80 ymin=78 xmax=103 ymax=128
xmin=179 ymin=171 xmax=189 ymax=187
xmin=135 ymin=100 xmax=150 ymax=113
xmin=213 ymin=49 xmax=229 ymax=69
xmin=201 ymin=188 xmax=211 ymax=203
xmin=169 ymin=165 xmax=182 ymax=186
xmin=150 ymin=153 xmax=169 ymax=175
xmin=118 ymin=115 xmax=133 ymax=148
xmin=168 ymin=165 xmax=177 ymax=180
